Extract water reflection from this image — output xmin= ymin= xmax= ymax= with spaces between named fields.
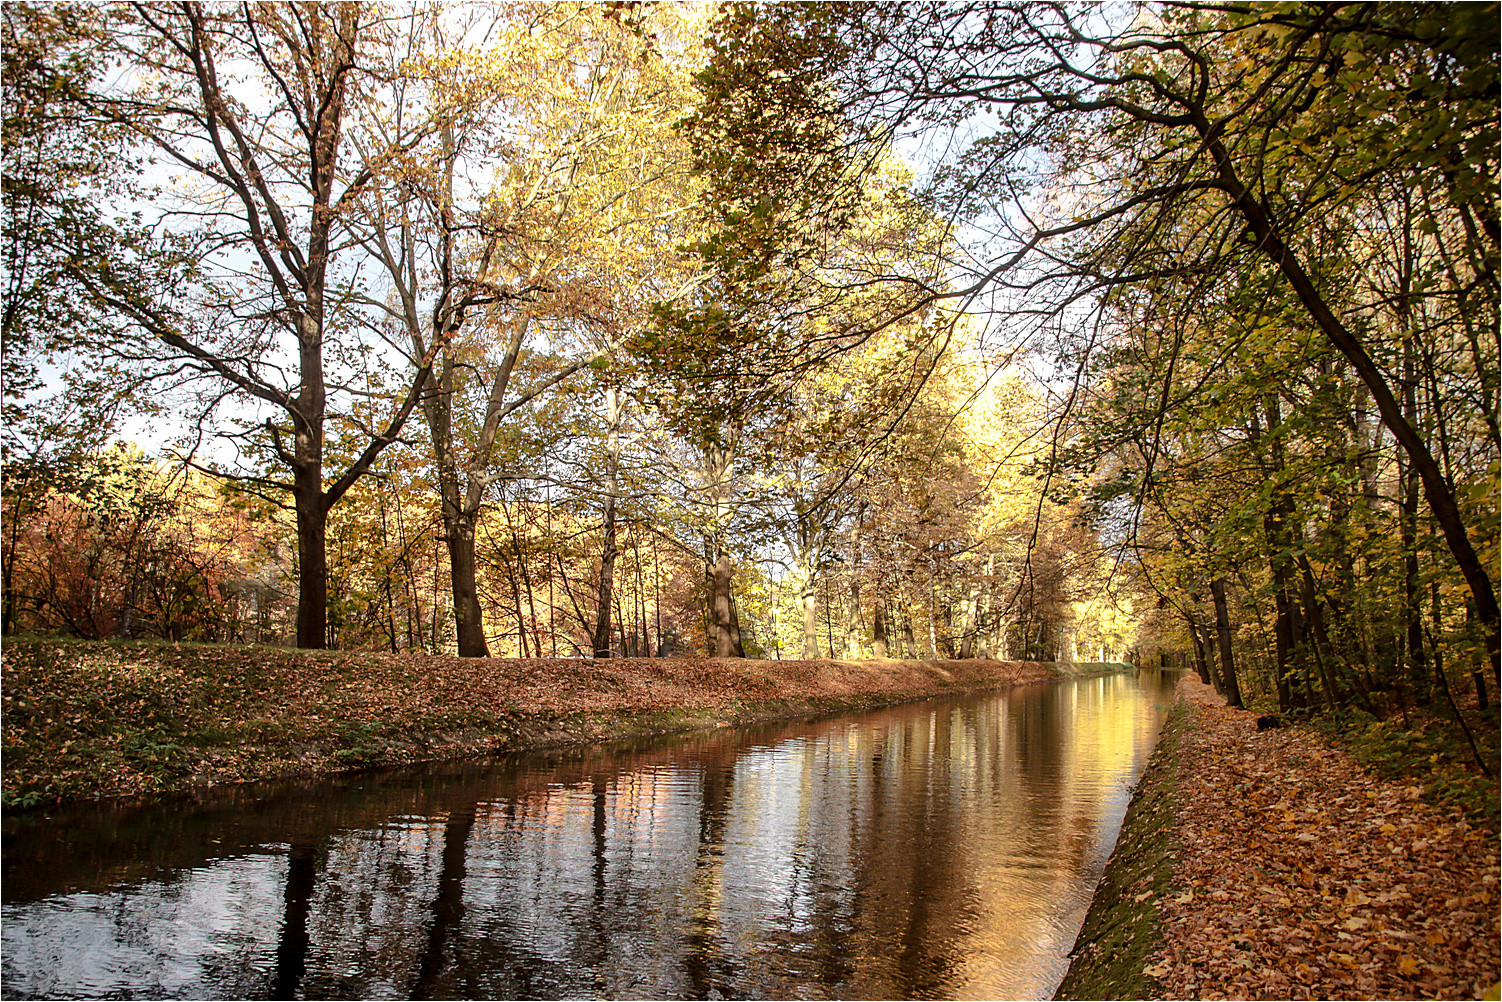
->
xmin=2 ymin=669 xmax=1176 ymax=1000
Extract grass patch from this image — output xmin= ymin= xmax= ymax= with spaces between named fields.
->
xmin=1055 ymin=701 xmax=1190 ymax=1001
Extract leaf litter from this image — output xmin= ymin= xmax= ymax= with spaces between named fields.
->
xmin=1 ymin=638 xmax=1073 ymax=806
xmin=1150 ymin=675 xmax=1499 ymax=1001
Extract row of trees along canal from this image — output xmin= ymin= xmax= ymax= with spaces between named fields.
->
xmin=1 ymin=2 xmax=1126 ymax=666
xmin=3 ymin=3 xmax=1496 ymax=726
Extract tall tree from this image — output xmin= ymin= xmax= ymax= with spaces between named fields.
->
xmin=351 ymin=2 xmax=706 ymax=656
xmin=40 ymin=3 xmax=485 ymax=648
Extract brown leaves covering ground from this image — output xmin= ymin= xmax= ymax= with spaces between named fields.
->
xmin=1151 ymin=676 xmax=1500 ymax=1001
xmin=2 ymin=639 xmax=1070 ymax=805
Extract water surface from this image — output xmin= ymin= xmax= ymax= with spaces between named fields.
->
xmin=2 ymin=669 xmax=1176 ymax=1000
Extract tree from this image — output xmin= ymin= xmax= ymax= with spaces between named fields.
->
xmin=349 ymin=2 xmax=708 ymax=656
xmin=42 ymin=3 xmax=499 ymax=648
xmin=1 ymin=3 xmax=182 ymax=475
xmin=678 ymin=0 xmax=1499 ymax=670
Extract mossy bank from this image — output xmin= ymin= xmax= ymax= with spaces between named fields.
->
xmin=1054 ymin=701 xmax=1191 ymax=1001
xmin=2 ymin=638 xmax=1126 ymax=809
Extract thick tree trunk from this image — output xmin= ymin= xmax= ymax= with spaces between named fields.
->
xmin=294 ymin=481 xmax=328 ymax=650
xmin=711 ymin=549 xmax=744 ymax=657
xmin=958 ymin=594 xmax=976 ymax=660
xmin=448 ymin=515 xmax=490 ymax=658
xmin=872 ymin=594 xmax=888 ymax=658
xmin=422 ymin=351 xmax=489 ymax=657
xmin=1209 ymin=576 xmax=1243 ymax=708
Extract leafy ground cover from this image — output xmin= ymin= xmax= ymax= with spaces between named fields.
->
xmin=1147 ymin=676 xmax=1499 ymax=1001
xmin=1319 ymin=701 xmax=1500 ymax=832
xmin=1 ymin=638 xmax=1093 ymax=808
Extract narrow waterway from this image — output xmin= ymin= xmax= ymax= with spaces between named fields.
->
xmin=2 ymin=669 xmax=1176 ymax=1001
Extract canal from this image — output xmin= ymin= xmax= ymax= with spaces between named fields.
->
xmin=2 ymin=668 xmax=1176 ymax=1000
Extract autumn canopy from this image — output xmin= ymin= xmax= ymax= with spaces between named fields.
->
xmin=2 ymin=1 xmax=1495 ymax=724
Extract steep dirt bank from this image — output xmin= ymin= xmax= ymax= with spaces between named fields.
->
xmin=1057 ymin=675 xmax=1500 ymax=1001
xmin=1 ymin=638 xmax=1117 ymax=808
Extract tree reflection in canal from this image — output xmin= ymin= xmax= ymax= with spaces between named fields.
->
xmin=2 ymin=669 xmax=1176 ymax=1000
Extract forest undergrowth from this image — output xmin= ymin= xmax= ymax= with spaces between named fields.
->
xmin=1319 ymin=698 xmax=1500 ymax=833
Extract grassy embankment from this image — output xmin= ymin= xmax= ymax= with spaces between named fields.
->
xmin=1 ymin=637 xmax=1123 ymax=809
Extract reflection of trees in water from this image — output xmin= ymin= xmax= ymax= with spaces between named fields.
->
xmin=3 ymin=675 xmax=1172 ymax=1000
xmin=272 ymin=839 xmax=318 ymax=999
xmin=410 ymin=806 xmax=476 ymax=999
xmin=682 ymin=762 xmax=739 ymax=998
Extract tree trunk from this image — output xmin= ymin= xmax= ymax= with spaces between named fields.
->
xmin=1297 ymin=557 xmax=1340 ymax=712
xmin=926 ymin=567 xmax=938 ymax=658
xmin=845 ymin=579 xmax=862 ymax=657
xmin=1 ymin=488 xmax=29 ymax=636
xmin=958 ymin=556 xmax=991 ymax=659
xmin=1209 ymin=576 xmax=1243 ymax=708
xmin=1402 ymin=396 xmax=1428 ymax=701
xmin=1253 ymin=401 xmax=1298 ymax=711
xmin=958 ymin=591 xmax=977 ymax=660
xmin=423 ymin=350 xmax=488 ymax=657
xmin=801 ymin=574 xmax=819 ymax=659
xmin=844 ymin=506 xmax=864 ymax=656
xmin=447 ymin=514 xmax=489 ymax=658
xmin=294 ymin=482 xmax=328 ymax=650
xmin=710 ymin=549 xmax=744 ymax=657
xmin=872 ymin=594 xmax=888 ymax=658
xmin=592 ymin=500 xmax=618 ymax=658
xmin=727 ymin=582 xmax=745 ymax=655
xmin=1185 ymin=605 xmax=1216 ymax=689
xmin=592 ymin=386 xmax=622 ymax=658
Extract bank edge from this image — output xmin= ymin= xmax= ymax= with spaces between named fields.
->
xmin=1055 ymin=700 xmax=1191 ymax=1001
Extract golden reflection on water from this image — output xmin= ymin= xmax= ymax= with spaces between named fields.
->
xmin=2 ymin=669 xmax=1175 ymax=1001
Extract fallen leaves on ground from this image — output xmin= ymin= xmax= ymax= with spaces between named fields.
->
xmin=1 ymin=638 xmax=1075 ymax=805
xmin=1151 ymin=676 xmax=1500 ymax=1001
